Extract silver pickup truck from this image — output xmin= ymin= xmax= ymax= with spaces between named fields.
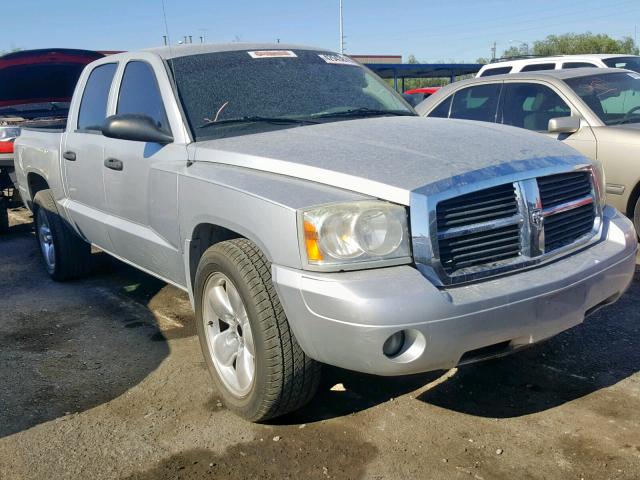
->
xmin=14 ymin=44 xmax=637 ymax=421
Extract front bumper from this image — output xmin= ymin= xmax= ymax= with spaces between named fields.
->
xmin=272 ymin=206 xmax=637 ymax=376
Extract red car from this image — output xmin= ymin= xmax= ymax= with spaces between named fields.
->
xmin=0 ymin=48 xmax=104 ymax=232
xmin=402 ymin=87 xmax=441 ymax=106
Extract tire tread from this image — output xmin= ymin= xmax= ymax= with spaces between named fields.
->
xmin=201 ymin=239 xmax=320 ymax=421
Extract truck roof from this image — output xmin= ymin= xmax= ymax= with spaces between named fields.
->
xmin=143 ymin=43 xmax=325 ymax=60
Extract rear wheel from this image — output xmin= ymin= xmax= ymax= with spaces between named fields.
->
xmin=0 ymin=196 xmax=8 ymax=234
xmin=33 ymin=189 xmax=91 ymax=281
xmin=195 ymin=238 xmax=321 ymax=422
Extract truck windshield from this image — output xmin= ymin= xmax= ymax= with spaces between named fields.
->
xmin=169 ymin=49 xmax=415 ymax=140
xmin=565 ymin=72 xmax=640 ymax=125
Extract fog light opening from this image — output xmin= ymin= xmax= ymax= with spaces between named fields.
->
xmin=383 ymin=330 xmax=406 ymax=358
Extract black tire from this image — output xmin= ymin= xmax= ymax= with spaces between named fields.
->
xmin=33 ymin=189 xmax=91 ymax=281
xmin=634 ymin=196 xmax=640 ymax=240
xmin=0 ymin=196 xmax=8 ymax=234
xmin=195 ymin=238 xmax=321 ymax=422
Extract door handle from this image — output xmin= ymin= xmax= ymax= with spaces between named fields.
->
xmin=104 ymin=158 xmax=123 ymax=171
xmin=63 ymin=151 xmax=76 ymax=161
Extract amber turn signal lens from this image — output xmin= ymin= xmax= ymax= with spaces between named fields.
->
xmin=303 ymin=220 xmax=323 ymax=262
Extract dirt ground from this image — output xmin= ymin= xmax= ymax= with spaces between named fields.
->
xmin=1 ymin=207 xmax=639 ymax=480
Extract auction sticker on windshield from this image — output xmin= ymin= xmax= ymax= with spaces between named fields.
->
xmin=318 ymin=54 xmax=358 ymax=66
xmin=248 ymin=50 xmax=297 ymax=59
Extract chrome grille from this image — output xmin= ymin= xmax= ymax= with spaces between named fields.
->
xmin=429 ymin=168 xmax=600 ymax=284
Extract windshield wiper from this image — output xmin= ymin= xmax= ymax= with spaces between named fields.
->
xmin=311 ymin=108 xmax=416 ymax=119
xmin=198 ymin=116 xmax=319 ymax=129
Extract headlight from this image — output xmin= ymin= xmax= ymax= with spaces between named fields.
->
xmin=300 ymin=201 xmax=411 ymax=268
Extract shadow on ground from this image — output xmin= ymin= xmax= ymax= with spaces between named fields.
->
xmin=123 ymin=422 xmax=377 ymax=480
xmin=0 ymin=213 xmax=172 ymax=438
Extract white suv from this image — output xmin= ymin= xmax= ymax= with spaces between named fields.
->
xmin=477 ymin=54 xmax=640 ymax=77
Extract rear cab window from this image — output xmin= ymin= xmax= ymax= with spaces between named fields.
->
xmin=520 ymin=63 xmax=556 ymax=72
xmin=77 ymin=63 xmax=118 ymax=132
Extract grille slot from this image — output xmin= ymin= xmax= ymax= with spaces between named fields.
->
xmin=544 ymin=204 xmax=595 ymax=251
xmin=438 ymin=224 xmax=521 ymax=273
xmin=437 ymin=183 xmax=518 ymax=229
xmin=537 ymin=171 xmax=592 ymax=208
xmin=538 ymin=172 xmax=595 ymax=252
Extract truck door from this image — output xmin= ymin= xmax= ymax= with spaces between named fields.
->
xmin=62 ymin=62 xmax=118 ymax=250
xmin=102 ymin=60 xmax=185 ymax=285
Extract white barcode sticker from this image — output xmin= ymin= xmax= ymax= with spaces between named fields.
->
xmin=318 ymin=53 xmax=358 ymax=66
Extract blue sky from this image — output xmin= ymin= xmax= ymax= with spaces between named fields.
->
xmin=2 ymin=0 xmax=639 ymax=62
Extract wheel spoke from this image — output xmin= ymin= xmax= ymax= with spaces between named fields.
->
xmin=212 ymin=330 xmax=239 ymax=367
xmin=235 ymin=345 xmax=255 ymax=389
xmin=208 ymin=282 xmax=235 ymax=321
xmin=240 ymin=312 xmax=255 ymax=356
xmin=226 ymin=281 xmax=244 ymax=318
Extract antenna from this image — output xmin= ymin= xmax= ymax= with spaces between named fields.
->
xmin=339 ymin=0 xmax=345 ymax=54
xmin=161 ymin=0 xmax=172 ymax=47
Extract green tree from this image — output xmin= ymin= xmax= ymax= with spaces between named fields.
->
xmin=532 ymin=32 xmax=639 ymax=56
xmin=501 ymin=45 xmax=528 ymax=59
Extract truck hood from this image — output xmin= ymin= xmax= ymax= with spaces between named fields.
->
xmin=193 ymin=116 xmax=588 ymax=205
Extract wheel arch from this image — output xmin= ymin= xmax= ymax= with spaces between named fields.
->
xmin=26 ymin=172 xmax=50 ymax=207
xmin=187 ymin=223 xmax=245 ymax=294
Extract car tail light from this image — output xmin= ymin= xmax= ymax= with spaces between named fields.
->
xmin=0 ymin=141 xmax=14 ymax=154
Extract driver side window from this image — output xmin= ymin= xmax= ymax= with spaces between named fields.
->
xmin=117 ymin=61 xmax=171 ymax=134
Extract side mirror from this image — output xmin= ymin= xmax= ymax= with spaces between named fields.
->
xmin=102 ymin=114 xmax=173 ymax=144
xmin=548 ymin=115 xmax=581 ymax=134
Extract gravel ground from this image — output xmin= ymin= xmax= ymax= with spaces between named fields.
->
xmin=1 ymin=207 xmax=639 ymax=480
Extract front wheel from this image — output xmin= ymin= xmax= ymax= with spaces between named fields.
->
xmin=195 ymin=239 xmax=321 ymax=422
xmin=33 ymin=189 xmax=91 ymax=281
